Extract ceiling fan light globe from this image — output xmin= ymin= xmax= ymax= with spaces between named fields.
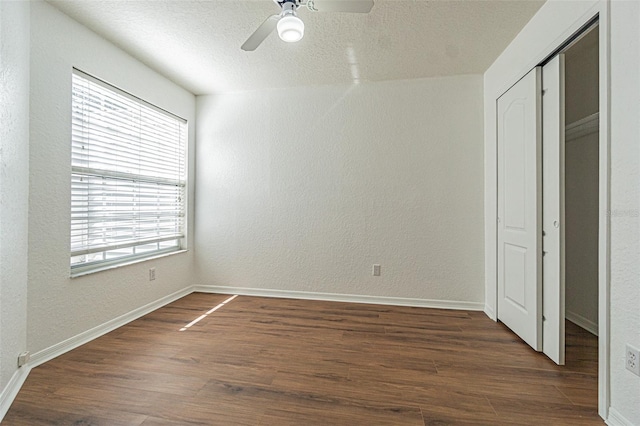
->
xmin=277 ymin=15 xmax=304 ymax=43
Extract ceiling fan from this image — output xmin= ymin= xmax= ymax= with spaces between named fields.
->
xmin=241 ymin=0 xmax=374 ymax=51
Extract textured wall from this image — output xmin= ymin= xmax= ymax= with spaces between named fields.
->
xmin=565 ymin=130 xmax=599 ymax=330
xmin=195 ymin=75 xmax=485 ymax=304
xmin=27 ymin=1 xmax=196 ymax=354
xmin=609 ymin=1 xmax=640 ymax=422
xmin=564 ymin=29 xmax=599 ymax=125
xmin=0 ymin=0 xmax=30 ymax=391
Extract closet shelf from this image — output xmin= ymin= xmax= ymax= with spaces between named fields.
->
xmin=565 ymin=112 xmax=599 ymax=141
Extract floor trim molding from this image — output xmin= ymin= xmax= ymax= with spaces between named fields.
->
xmin=0 ymin=366 xmax=31 ymax=420
xmin=606 ymin=407 xmax=634 ymax=426
xmin=484 ymin=305 xmax=496 ymax=321
xmin=566 ymin=310 xmax=599 ymax=336
xmin=193 ymin=285 xmax=484 ymax=311
xmin=29 ymin=286 xmax=193 ymax=368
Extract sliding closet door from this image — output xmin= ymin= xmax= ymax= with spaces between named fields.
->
xmin=542 ymin=54 xmax=566 ymax=365
xmin=497 ymin=67 xmax=543 ymax=351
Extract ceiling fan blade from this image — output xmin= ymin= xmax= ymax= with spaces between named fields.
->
xmin=241 ymin=14 xmax=280 ymax=51
xmin=304 ymin=0 xmax=374 ymax=13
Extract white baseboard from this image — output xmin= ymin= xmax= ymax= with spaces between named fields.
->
xmin=29 ymin=286 xmax=193 ymax=368
xmin=606 ymin=407 xmax=635 ymax=426
xmin=484 ymin=305 xmax=496 ymax=321
xmin=192 ymin=285 xmax=484 ymax=311
xmin=566 ymin=310 xmax=599 ymax=336
xmin=0 ymin=366 xmax=31 ymax=420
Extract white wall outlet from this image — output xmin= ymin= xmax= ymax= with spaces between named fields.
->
xmin=626 ymin=344 xmax=640 ymax=376
xmin=372 ymin=264 xmax=381 ymax=276
xmin=149 ymin=267 xmax=156 ymax=281
xmin=17 ymin=351 xmax=30 ymax=367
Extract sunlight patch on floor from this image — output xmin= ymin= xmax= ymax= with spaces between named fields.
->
xmin=179 ymin=294 xmax=238 ymax=331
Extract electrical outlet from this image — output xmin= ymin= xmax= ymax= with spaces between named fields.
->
xmin=626 ymin=344 xmax=640 ymax=376
xmin=149 ymin=268 xmax=156 ymax=281
xmin=372 ymin=264 xmax=381 ymax=276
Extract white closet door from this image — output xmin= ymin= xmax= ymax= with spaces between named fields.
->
xmin=542 ymin=54 xmax=566 ymax=365
xmin=497 ymin=67 xmax=543 ymax=351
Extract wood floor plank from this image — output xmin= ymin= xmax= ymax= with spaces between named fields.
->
xmin=3 ymin=293 xmax=603 ymax=425
xmin=487 ymin=395 xmax=603 ymax=425
xmin=556 ymin=384 xmax=599 ymax=407
xmin=3 ymin=403 xmax=148 ymax=426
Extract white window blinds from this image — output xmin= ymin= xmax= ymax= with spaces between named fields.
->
xmin=71 ymin=69 xmax=187 ymax=272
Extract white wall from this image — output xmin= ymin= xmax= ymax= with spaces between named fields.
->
xmin=565 ymin=129 xmax=599 ymax=332
xmin=484 ymin=0 xmax=640 ymax=423
xmin=27 ymin=1 xmax=196 ymax=355
xmin=195 ymin=75 xmax=485 ymax=307
xmin=609 ymin=0 xmax=640 ymax=422
xmin=0 ymin=0 xmax=30 ymax=402
xmin=565 ymin=28 xmax=599 ymax=124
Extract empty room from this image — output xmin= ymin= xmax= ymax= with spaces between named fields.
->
xmin=0 ymin=0 xmax=639 ymax=424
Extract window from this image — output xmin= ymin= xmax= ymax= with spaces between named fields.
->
xmin=70 ymin=69 xmax=187 ymax=274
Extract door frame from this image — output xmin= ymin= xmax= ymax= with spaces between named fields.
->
xmin=487 ymin=2 xmax=610 ymax=420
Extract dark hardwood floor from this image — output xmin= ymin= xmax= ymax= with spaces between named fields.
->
xmin=4 ymin=293 xmax=602 ymax=425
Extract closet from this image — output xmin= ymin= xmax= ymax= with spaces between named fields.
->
xmin=564 ymin=26 xmax=599 ymax=336
xmin=496 ymin=23 xmax=600 ymax=365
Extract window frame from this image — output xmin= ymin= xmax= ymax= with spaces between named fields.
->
xmin=69 ymin=68 xmax=188 ymax=277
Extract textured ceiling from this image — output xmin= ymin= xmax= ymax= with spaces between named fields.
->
xmin=47 ymin=0 xmax=545 ymax=95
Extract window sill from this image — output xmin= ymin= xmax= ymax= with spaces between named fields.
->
xmin=70 ymin=249 xmax=189 ymax=278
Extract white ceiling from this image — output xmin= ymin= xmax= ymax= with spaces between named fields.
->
xmin=47 ymin=0 xmax=545 ymax=95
